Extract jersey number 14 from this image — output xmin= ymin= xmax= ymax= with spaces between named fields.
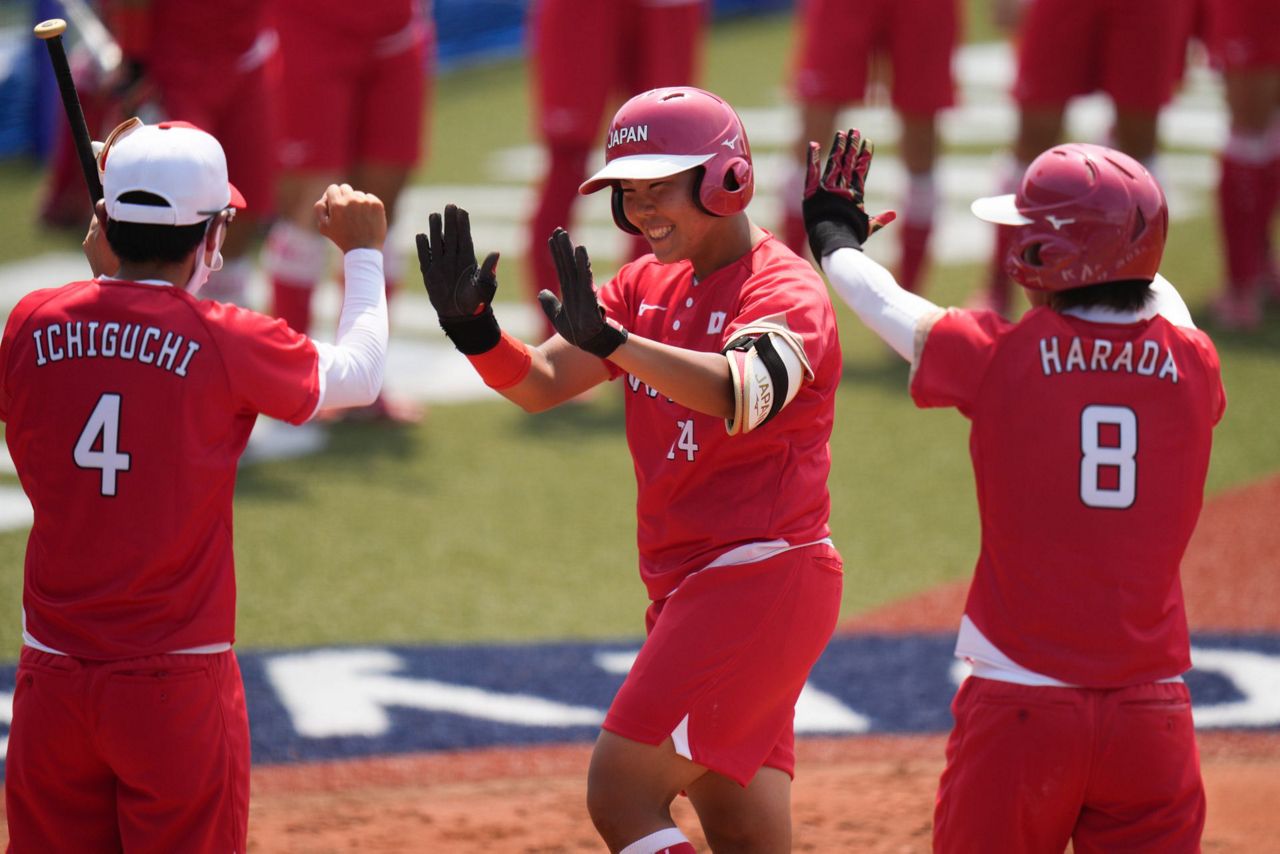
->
xmin=74 ymin=393 xmax=132 ymax=497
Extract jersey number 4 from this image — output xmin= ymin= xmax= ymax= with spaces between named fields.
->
xmin=74 ymin=393 xmax=131 ymax=497
xmin=1079 ymin=404 xmax=1136 ymax=509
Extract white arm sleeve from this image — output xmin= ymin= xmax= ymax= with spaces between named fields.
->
xmin=1149 ymin=274 xmax=1196 ymax=329
xmin=820 ymin=247 xmax=942 ymax=364
xmin=309 ymin=248 xmax=389 ymax=417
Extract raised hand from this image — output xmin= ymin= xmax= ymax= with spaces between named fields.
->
xmin=315 ymin=183 xmax=387 ymax=253
xmin=538 ymin=228 xmax=627 ymax=358
xmin=802 ymin=128 xmax=897 ymax=260
xmin=416 ymin=204 xmax=502 ymax=354
xmin=416 ymin=204 xmax=499 ymax=320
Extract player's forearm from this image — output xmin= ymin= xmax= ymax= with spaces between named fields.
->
xmin=821 ymin=247 xmax=940 ymax=364
xmin=607 ymin=335 xmax=734 ymax=419
xmin=464 ymin=333 xmax=607 ymax=413
xmin=314 ymin=248 xmax=388 ymax=409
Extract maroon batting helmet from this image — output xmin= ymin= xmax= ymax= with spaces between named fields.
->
xmin=580 ymin=86 xmax=754 ymax=235
xmin=970 ymin=143 xmax=1168 ymax=291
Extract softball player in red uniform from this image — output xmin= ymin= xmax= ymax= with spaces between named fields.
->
xmin=419 ymin=87 xmax=844 ymax=854
xmin=977 ymin=0 xmax=1198 ymax=315
xmin=265 ymin=0 xmax=433 ymax=420
xmin=805 ymin=130 xmax=1223 ymax=853
xmin=781 ymin=0 xmax=959 ymax=294
xmin=1204 ymin=0 xmax=1280 ymax=329
xmin=103 ymin=0 xmax=284 ymax=306
xmin=527 ymin=0 xmax=707 ymax=338
xmin=2 ymin=120 xmax=389 ymax=851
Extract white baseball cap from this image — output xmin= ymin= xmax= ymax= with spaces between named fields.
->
xmin=101 ymin=120 xmax=246 ymax=226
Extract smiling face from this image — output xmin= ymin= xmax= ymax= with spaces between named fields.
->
xmin=619 ymin=170 xmax=722 ymax=267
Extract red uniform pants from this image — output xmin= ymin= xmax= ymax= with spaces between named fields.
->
xmin=5 ymin=648 xmax=251 ymax=853
xmin=933 ymin=676 xmax=1205 ymax=854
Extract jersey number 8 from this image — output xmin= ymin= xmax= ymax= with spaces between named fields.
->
xmin=1079 ymin=404 xmax=1136 ymax=509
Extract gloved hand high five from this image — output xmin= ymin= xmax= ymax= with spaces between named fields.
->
xmin=416 ymin=204 xmax=502 ymax=354
xmin=539 ymin=228 xmax=628 ymax=358
xmin=802 ymin=128 xmax=897 ymax=260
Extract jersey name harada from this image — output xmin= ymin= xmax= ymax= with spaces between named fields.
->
xmin=1037 ymin=335 xmax=1179 ymax=383
xmin=31 ymin=320 xmax=201 ymax=377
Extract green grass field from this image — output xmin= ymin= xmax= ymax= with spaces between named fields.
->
xmin=0 ymin=9 xmax=1276 ymax=657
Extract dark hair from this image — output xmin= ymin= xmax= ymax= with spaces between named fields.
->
xmin=1047 ymin=279 xmax=1153 ymax=313
xmin=105 ymin=192 xmax=209 ymax=263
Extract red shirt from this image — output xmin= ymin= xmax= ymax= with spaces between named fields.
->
xmin=597 ymin=235 xmax=841 ymax=601
xmin=911 ymin=306 xmax=1226 ymax=687
xmin=0 ymin=279 xmax=320 ymax=660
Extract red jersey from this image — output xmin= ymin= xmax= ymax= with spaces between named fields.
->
xmin=597 ymin=235 xmax=841 ymax=601
xmin=0 ymin=279 xmax=320 ymax=660
xmin=911 ymin=306 xmax=1225 ymax=687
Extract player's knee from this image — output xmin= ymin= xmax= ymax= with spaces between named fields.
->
xmin=697 ymin=800 xmax=789 ymax=852
xmin=586 ymin=760 xmax=676 ymax=845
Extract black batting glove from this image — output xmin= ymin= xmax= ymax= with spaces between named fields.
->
xmin=802 ymin=128 xmax=897 ymax=260
xmin=416 ymin=204 xmax=502 ymax=355
xmin=538 ymin=228 xmax=628 ymax=359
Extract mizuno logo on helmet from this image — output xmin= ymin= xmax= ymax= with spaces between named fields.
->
xmin=1045 ymin=214 xmax=1076 ymax=230
xmin=723 ymin=134 xmax=740 ymax=150
xmin=609 ymin=125 xmax=649 ymax=148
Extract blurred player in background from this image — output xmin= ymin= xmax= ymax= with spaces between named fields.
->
xmin=975 ymin=0 xmax=1197 ymax=315
xmin=89 ymin=0 xmax=283 ymax=306
xmin=780 ymin=0 xmax=960 ymax=293
xmin=1203 ymin=0 xmax=1280 ymax=330
xmin=264 ymin=0 xmax=433 ymax=421
xmin=2 ymin=120 xmax=388 ymax=850
xmin=526 ymin=0 xmax=706 ymax=338
xmin=420 ymin=87 xmax=843 ymax=853
xmin=805 ymin=130 xmax=1222 ymax=853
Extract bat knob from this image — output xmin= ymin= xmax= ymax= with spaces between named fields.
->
xmin=34 ymin=18 xmax=68 ymax=40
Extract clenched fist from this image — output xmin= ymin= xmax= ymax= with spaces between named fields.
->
xmin=315 ymin=183 xmax=387 ymax=253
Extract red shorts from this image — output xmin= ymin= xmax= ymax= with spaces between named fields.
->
xmin=791 ymin=0 xmax=959 ymax=114
xmin=1205 ymin=0 xmax=1280 ymax=71
xmin=276 ymin=0 xmax=432 ymax=171
xmin=532 ymin=0 xmax=706 ymax=147
xmin=1014 ymin=0 xmax=1196 ymax=110
xmin=933 ymin=677 xmax=1205 ymax=854
xmin=5 ymin=647 xmax=251 ymax=853
xmin=603 ymin=543 xmax=843 ymax=786
xmin=147 ymin=46 xmax=279 ymax=216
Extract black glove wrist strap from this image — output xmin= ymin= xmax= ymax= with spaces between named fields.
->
xmin=440 ymin=308 xmax=501 ymax=355
xmin=578 ymin=323 xmax=628 ymax=359
xmin=807 ymin=220 xmax=864 ymax=260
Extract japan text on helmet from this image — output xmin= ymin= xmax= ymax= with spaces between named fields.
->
xmin=579 ymin=86 xmax=754 ymax=235
xmin=970 ymin=143 xmax=1168 ymax=291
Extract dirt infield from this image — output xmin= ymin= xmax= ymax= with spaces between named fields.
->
xmin=242 ymin=475 xmax=1280 ymax=852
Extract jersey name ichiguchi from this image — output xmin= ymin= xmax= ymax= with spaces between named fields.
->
xmin=597 ymin=236 xmax=841 ymax=601
xmin=0 ymin=279 xmax=320 ymax=660
xmin=911 ymin=306 xmax=1226 ymax=687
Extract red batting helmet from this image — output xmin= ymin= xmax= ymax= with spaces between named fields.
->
xmin=579 ymin=86 xmax=754 ymax=235
xmin=970 ymin=143 xmax=1168 ymax=291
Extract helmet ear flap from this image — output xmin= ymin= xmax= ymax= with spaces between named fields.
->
xmin=610 ymin=186 xmax=641 ymax=235
xmin=699 ymin=157 xmax=754 ymax=217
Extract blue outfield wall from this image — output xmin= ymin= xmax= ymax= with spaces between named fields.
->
xmin=435 ymin=0 xmax=792 ymax=69
xmin=1 ymin=0 xmax=794 ymax=157
xmin=0 ymin=632 xmax=1276 ymax=774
